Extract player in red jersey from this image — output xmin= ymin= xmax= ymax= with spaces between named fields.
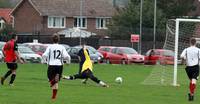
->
xmin=1 ymin=34 xmax=24 ymax=86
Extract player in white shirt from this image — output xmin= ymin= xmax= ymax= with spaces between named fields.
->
xmin=180 ymin=38 xmax=200 ymax=101
xmin=42 ymin=34 xmax=70 ymax=101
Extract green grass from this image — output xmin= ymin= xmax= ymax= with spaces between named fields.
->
xmin=0 ymin=63 xmax=199 ymax=104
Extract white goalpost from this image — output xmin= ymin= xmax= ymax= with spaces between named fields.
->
xmin=143 ymin=18 xmax=200 ymax=86
xmin=173 ymin=18 xmax=200 ymax=86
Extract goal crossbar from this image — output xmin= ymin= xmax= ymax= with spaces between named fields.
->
xmin=176 ymin=18 xmax=200 ymax=22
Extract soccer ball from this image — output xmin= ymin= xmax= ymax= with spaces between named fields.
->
xmin=115 ymin=77 xmax=123 ymax=84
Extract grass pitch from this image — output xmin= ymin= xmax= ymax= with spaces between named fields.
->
xmin=0 ymin=63 xmax=199 ymax=104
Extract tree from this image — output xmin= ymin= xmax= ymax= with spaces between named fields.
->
xmin=108 ymin=0 xmax=196 ymax=39
xmin=0 ymin=0 xmax=12 ymax=8
xmin=157 ymin=0 xmax=196 ymax=18
xmin=108 ymin=0 xmax=165 ymax=39
xmin=0 ymin=24 xmax=16 ymax=41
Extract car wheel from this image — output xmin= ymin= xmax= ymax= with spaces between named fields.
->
xmin=121 ymin=59 xmax=126 ymax=65
xmin=105 ymin=59 xmax=110 ymax=64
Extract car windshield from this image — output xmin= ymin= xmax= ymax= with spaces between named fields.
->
xmin=87 ymin=46 xmax=97 ymax=53
xmin=122 ymin=48 xmax=138 ymax=54
xmin=19 ymin=46 xmax=35 ymax=54
xmin=163 ymin=50 xmax=174 ymax=56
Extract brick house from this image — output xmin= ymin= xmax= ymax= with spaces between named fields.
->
xmin=0 ymin=8 xmax=12 ymax=29
xmin=10 ymin=0 xmax=115 ymax=37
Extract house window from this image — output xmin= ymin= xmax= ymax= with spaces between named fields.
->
xmin=48 ymin=16 xmax=65 ymax=28
xmin=0 ymin=20 xmax=5 ymax=29
xmin=74 ymin=17 xmax=87 ymax=29
xmin=96 ymin=18 xmax=110 ymax=29
xmin=0 ymin=22 xmax=2 ymax=29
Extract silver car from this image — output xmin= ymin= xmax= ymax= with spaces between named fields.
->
xmin=0 ymin=42 xmax=5 ymax=62
xmin=18 ymin=46 xmax=42 ymax=63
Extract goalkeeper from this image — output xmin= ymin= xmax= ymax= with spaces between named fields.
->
xmin=63 ymin=42 xmax=108 ymax=87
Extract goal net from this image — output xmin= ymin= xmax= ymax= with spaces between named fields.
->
xmin=142 ymin=19 xmax=200 ymax=86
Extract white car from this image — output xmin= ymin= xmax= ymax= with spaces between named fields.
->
xmin=0 ymin=49 xmax=3 ymax=62
xmin=18 ymin=46 xmax=42 ymax=63
xmin=0 ymin=42 xmax=5 ymax=62
xmin=0 ymin=52 xmax=3 ymax=62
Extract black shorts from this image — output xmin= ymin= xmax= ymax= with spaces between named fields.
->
xmin=78 ymin=63 xmax=83 ymax=74
xmin=47 ymin=65 xmax=63 ymax=81
xmin=6 ymin=63 xmax=18 ymax=70
xmin=185 ymin=65 xmax=199 ymax=80
xmin=81 ymin=69 xmax=93 ymax=78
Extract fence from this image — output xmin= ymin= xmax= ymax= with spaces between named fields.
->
xmin=0 ymin=34 xmax=164 ymax=54
xmin=4 ymin=35 xmax=163 ymax=54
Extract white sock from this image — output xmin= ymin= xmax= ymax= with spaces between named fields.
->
xmin=63 ymin=76 xmax=70 ymax=80
xmin=99 ymin=81 xmax=106 ymax=86
xmin=82 ymin=79 xmax=87 ymax=82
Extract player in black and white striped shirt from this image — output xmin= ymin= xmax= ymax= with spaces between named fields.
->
xmin=42 ymin=34 xmax=70 ymax=101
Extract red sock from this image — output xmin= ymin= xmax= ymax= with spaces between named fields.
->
xmin=50 ymin=80 xmax=56 ymax=87
xmin=52 ymin=89 xmax=58 ymax=99
xmin=189 ymin=82 xmax=196 ymax=95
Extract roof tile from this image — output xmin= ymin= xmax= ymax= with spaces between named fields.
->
xmin=30 ymin=0 xmax=114 ymax=17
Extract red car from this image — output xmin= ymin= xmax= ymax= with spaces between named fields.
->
xmin=98 ymin=46 xmax=115 ymax=58
xmin=144 ymin=49 xmax=174 ymax=65
xmin=101 ymin=47 xmax=144 ymax=64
